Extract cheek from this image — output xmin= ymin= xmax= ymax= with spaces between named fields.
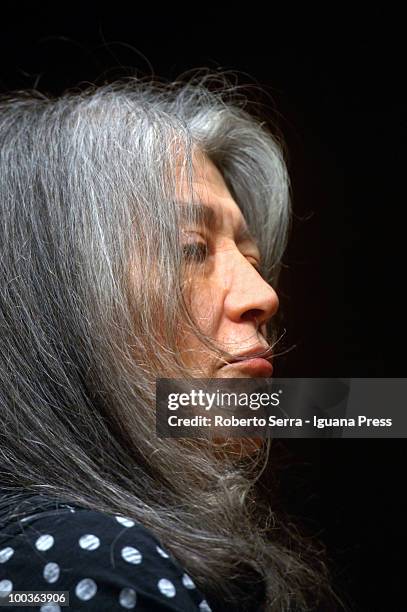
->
xmin=177 ymin=281 xmax=221 ymax=371
xmin=188 ymin=282 xmax=220 ymax=335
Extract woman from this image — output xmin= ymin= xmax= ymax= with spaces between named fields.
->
xmin=0 ymin=73 xmax=340 ymax=611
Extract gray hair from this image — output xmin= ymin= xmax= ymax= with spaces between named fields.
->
xmin=0 ymin=72 xmax=340 ymax=610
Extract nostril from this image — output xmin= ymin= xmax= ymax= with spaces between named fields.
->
xmin=241 ymin=309 xmax=264 ymax=323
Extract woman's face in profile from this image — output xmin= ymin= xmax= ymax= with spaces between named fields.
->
xmin=178 ymin=150 xmax=280 ymax=379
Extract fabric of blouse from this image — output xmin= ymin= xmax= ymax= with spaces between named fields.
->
xmin=0 ymin=503 xmax=215 ymax=611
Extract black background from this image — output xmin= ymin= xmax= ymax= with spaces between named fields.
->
xmin=1 ymin=6 xmax=405 ymax=610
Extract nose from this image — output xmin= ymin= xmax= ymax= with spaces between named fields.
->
xmin=223 ymin=255 xmax=280 ymax=327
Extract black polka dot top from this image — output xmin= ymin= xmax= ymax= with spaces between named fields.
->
xmin=0 ymin=498 xmax=216 ymax=611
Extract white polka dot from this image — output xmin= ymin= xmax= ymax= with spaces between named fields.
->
xmin=43 ymin=562 xmax=60 ymax=584
xmin=182 ymin=573 xmax=196 ymax=589
xmin=40 ymin=604 xmax=61 ymax=612
xmin=121 ymin=546 xmax=142 ymax=564
xmin=157 ymin=578 xmax=176 ymax=598
xmin=115 ymin=515 xmax=135 ymax=527
xmin=199 ymin=600 xmax=213 ymax=612
xmin=156 ymin=545 xmax=170 ymax=558
xmin=75 ymin=578 xmax=97 ymax=601
xmin=0 ymin=547 xmax=14 ymax=563
xmin=0 ymin=579 xmax=13 ymax=597
xmin=35 ymin=534 xmax=54 ymax=551
xmin=79 ymin=534 xmax=100 ymax=551
xmin=119 ymin=587 xmax=137 ymax=609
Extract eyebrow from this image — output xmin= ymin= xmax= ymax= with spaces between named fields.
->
xmin=177 ymin=202 xmax=258 ymax=245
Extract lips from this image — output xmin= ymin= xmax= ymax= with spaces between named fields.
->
xmin=223 ymin=358 xmax=273 ymax=376
xmin=218 ymin=345 xmax=274 ymax=377
xmin=226 ymin=344 xmax=273 ymax=363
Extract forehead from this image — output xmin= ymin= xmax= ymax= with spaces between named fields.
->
xmin=176 ymin=150 xmax=254 ymax=241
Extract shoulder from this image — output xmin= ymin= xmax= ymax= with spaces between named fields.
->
xmin=0 ymin=504 xmax=213 ymax=611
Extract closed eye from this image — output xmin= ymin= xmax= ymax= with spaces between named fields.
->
xmin=182 ymin=242 xmax=209 ymax=263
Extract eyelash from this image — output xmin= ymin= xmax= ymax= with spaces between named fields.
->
xmin=182 ymin=242 xmax=209 ymax=263
xmin=182 ymin=242 xmax=263 ymax=275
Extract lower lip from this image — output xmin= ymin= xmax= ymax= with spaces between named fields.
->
xmin=221 ymin=358 xmax=274 ymax=376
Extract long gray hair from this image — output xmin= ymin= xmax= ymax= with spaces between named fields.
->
xmin=0 ymin=72 xmax=340 ymax=611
